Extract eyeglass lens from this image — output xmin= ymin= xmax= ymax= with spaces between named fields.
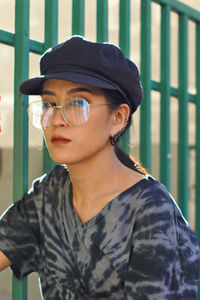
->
xmin=28 ymin=98 xmax=90 ymax=129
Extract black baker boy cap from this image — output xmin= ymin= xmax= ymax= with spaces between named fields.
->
xmin=20 ymin=35 xmax=143 ymax=114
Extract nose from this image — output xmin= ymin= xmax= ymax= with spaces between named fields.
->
xmin=51 ymin=106 xmax=67 ymax=127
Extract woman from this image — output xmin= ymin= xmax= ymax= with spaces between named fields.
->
xmin=0 ymin=36 xmax=200 ymax=299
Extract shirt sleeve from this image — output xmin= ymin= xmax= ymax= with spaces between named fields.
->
xmin=0 ymin=174 xmax=47 ymax=279
xmin=124 ymin=186 xmax=200 ymax=300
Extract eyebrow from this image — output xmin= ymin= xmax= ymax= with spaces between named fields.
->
xmin=41 ymin=87 xmax=95 ymax=96
xmin=68 ymin=87 xmax=95 ymax=95
xmin=41 ymin=90 xmax=56 ymax=96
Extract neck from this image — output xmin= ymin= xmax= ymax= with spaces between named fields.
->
xmin=67 ymin=146 xmax=125 ymax=205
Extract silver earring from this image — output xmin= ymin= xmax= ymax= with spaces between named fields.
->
xmin=110 ymin=120 xmax=128 ymax=146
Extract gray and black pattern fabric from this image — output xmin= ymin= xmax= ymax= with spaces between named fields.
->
xmin=0 ymin=165 xmax=200 ymax=299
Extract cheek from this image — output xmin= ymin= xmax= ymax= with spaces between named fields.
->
xmin=42 ymin=128 xmax=50 ymax=145
xmin=82 ymin=112 xmax=112 ymax=142
xmin=67 ymin=112 xmax=112 ymax=161
xmin=73 ymin=126 xmax=108 ymax=154
xmin=42 ymin=128 xmax=55 ymax=155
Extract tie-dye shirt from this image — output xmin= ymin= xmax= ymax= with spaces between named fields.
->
xmin=0 ymin=165 xmax=200 ymax=299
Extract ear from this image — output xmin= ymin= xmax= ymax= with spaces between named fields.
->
xmin=110 ymin=103 xmax=130 ymax=135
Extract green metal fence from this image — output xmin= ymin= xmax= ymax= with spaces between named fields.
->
xmin=0 ymin=0 xmax=200 ymax=299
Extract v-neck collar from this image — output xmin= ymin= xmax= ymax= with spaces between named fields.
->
xmin=64 ymin=175 xmax=152 ymax=231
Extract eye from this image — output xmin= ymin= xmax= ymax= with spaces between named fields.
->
xmin=42 ymin=102 xmax=49 ymax=109
xmin=42 ymin=101 xmax=56 ymax=109
xmin=70 ymin=98 xmax=88 ymax=106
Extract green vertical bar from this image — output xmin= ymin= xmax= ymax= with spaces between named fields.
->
xmin=197 ymin=13 xmax=200 ymax=288
xmin=178 ymin=14 xmax=188 ymax=219
xmin=13 ymin=0 xmax=29 ymax=299
xmin=195 ymin=23 xmax=200 ymax=299
xmin=96 ymin=0 xmax=108 ymax=42
xmin=195 ymin=29 xmax=200 ymax=300
xmin=195 ymin=22 xmax=200 ymax=300
xmin=160 ymin=5 xmax=170 ymax=189
xmin=140 ymin=0 xmax=151 ymax=172
xmin=119 ymin=0 xmax=130 ymax=58
xmin=72 ymin=0 xmax=85 ymax=36
xmin=44 ymin=0 xmax=58 ymax=50
xmin=119 ymin=0 xmax=130 ymax=153
xmin=43 ymin=0 xmax=58 ymax=174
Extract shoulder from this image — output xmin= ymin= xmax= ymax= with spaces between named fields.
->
xmin=126 ymin=175 xmax=175 ymax=216
xmin=8 ymin=165 xmax=70 ymax=217
xmin=0 ymin=165 xmax=70 ymax=235
xmin=28 ymin=164 xmax=69 ymax=195
xmin=136 ymin=176 xmax=189 ymax=229
xmin=133 ymin=175 xmax=175 ymax=222
xmin=138 ymin=175 xmax=171 ymax=199
xmin=133 ymin=176 xmax=200 ymax=252
xmin=129 ymin=176 xmax=187 ymax=244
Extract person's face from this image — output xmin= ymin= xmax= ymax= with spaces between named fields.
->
xmin=41 ymin=79 xmax=114 ymax=165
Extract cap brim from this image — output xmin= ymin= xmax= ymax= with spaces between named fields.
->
xmin=19 ymin=72 xmax=123 ymax=95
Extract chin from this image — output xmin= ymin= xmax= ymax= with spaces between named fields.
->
xmin=50 ymin=150 xmax=98 ymax=166
xmin=49 ymin=150 xmax=82 ymax=165
xmin=50 ymin=154 xmax=73 ymax=165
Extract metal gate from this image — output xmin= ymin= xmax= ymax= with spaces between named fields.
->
xmin=0 ymin=0 xmax=199 ymax=299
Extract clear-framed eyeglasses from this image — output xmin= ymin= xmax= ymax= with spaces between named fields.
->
xmin=27 ymin=97 xmax=113 ymax=129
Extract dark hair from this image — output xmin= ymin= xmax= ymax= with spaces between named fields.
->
xmin=103 ymin=89 xmax=148 ymax=175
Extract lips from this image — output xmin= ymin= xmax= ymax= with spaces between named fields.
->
xmin=51 ymin=135 xmax=71 ymax=145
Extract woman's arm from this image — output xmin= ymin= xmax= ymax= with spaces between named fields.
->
xmin=0 ymin=250 xmax=11 ymax=271
xmin=0 ymin=174 xmax=47 ymax=278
